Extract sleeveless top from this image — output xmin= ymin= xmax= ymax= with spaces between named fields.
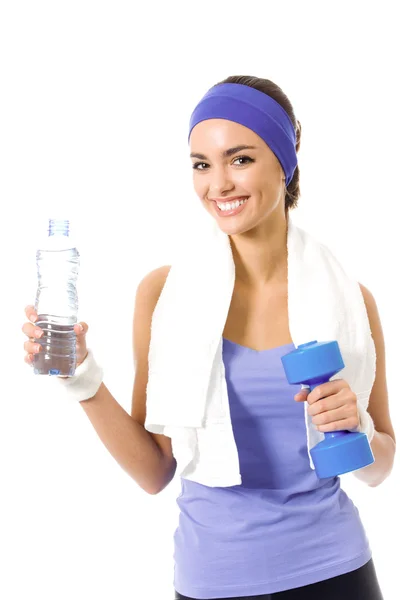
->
xmin=173 ymin=338 xmax=372 ymax=599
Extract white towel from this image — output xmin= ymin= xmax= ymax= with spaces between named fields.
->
xmin=145 ymin=214 xmax=376 ymax=487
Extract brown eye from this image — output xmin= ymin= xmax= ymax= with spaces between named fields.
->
xmin=232 ymin=155 xmax=254 ymax=166
xmin=192 ymin=162 xmax=209 ymax=170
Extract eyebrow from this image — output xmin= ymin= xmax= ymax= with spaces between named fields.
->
xmin=190 ymin=144 xmax=258 ymax=160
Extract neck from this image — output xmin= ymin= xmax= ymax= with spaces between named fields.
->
xmin=229 ymin=211 xmax=289 ymax=288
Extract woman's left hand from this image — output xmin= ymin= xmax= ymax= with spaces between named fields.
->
xmin=294 ymin=379 xmax=360 ymax=432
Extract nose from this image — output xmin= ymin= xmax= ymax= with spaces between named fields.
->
xmin=208 ymin=164 xmax=234 ymax=198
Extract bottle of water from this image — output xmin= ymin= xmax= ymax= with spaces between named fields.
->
xmin=33 ymin=218 xmax=80 ymax=377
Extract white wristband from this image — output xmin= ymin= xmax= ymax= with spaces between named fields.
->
xmin=52 ymin=348 xmax=104 ymax=402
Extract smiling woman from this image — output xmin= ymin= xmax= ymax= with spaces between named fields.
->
xmin=27 ymin=73 xmax=388 ymax=600
xmin=164 ymin=75 xmax=386 ymax=600
xmin=189 ymin=75 xmax=302 ymax=221
xmin=187 ymin=81 xmax=301 ymax=244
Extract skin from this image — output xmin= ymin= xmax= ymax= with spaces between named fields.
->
xmin=189 ymin=117 xmax=396 ymax=487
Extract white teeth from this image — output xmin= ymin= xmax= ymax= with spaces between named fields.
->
xmin=217 ymin=198 xmax=248 ymax=211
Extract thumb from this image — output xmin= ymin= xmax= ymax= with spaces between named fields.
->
xmin=74 ymin=322 xmax=89 ymax=367
xmin=74 ymin=322 xmax=89 ymax=336
xmin=294 ymin=387 xmax=310 ymax=402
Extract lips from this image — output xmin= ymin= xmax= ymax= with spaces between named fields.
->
xmin=214 ymin=196 xmax=249 ymax=217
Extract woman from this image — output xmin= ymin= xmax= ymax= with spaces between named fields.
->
xmin=23 ymin=75 xmax=395 ymax=599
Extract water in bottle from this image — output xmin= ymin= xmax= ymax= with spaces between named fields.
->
xmin=33 ymin=218 xmax=80 ymax=377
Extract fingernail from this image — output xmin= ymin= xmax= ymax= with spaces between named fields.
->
xmin=78 ymin=324 xmax=84 ymax=332
xmin=30 ymin=315 xmax=37 ymax=323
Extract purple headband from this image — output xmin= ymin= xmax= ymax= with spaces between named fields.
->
xmin=188 ymin=82 xmax=298 ymax=187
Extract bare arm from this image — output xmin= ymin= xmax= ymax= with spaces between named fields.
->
xmin=78 ymin=265 xmax=176 ymax=495
xmin=352 ymin=283 xmax=396 ymax=487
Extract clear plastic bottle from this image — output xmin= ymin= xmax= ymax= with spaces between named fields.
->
xmin=33 ymin=218 xmax=80 ymax=377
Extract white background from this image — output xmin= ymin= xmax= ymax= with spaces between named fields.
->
xmin=1 ymin=1 xmax=399 ymax=598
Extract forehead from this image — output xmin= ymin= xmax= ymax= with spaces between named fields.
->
xmin=189 ymin=118 xmax=261 ymax=149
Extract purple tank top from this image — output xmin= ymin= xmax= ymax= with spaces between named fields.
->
xmin=173 ymin=338 xmax=372 ymax=599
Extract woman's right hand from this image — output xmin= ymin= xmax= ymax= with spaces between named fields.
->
xmin=22 ymin=305 xmax=89 ymax=370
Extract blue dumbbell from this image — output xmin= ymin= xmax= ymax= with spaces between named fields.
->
xmin=281 ymin=340 xmax=374 ymax=478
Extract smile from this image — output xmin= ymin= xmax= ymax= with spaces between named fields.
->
xmin=215 ymin=197 xmax=249 ymax=217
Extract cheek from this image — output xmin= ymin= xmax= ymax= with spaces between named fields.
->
xmin=238 ymin=166 xmax=270 ymax=192
xmin=256 ymin=165 xmax=282 ymax=194
xmin=193 ymin=175 xmax=207 ymax=199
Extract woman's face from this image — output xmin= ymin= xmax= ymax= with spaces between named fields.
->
xmin=189 ymin=118 xmax=286 ymax=235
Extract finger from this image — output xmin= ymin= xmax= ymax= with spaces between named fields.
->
xmin=307 ymin=394 xmax=344 ymax=417
xmin=317 ymin=417 xmax=359 ymax=433
xmin=25 ymin=305 xmax=38 ymax=323
xmin=24 ymin=352 xmax=34 ymax=365
xmin=73 ymin=322 xmax=88 ymax=336
xmin=22 ymin=321 xmax=43 ymax=339
xmin=307 ymin=379 xmax=347 ymax=405
xmin=294 ymin=389 xmax=310 ymax=401
xmin=24 ymin=340 xmax=42 ymax=354
xmin=311 ymin=404 xmax=356 ymax=427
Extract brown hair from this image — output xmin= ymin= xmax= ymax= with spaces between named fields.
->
xmin=215 ymin=75 xmax=301 ymax=213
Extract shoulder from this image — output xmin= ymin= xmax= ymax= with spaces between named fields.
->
xmin=132 ymin=265 xmax=172 ymax=373
xmin=133 ymin=265 xmax=172 ymax=338
xmin=136 ymin=265 xmax=171 ymax=303
xmin=358 ymin=282 xmax=382 ymax=355
xmin=358 ymin=282 xmax=383 ymax=345
xmin=358 ymin=282 xmax=375 ymax=309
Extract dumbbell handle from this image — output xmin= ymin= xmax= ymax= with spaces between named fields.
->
xmin=307 ymin=377 xmax=350 ymax=441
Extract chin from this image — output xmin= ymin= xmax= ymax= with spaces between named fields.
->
xmin=215 ymin=220 xmax=253 ymax=236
